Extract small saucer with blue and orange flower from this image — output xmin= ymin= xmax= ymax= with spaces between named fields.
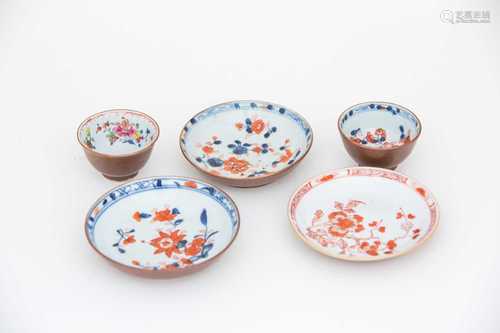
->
xmin=179 ymin=100 xmax=313 ymax=187
xmin=85 ymin=176 xmax=240 ymax=277
xmin=288 ymin=167 xmax=438 ymax=262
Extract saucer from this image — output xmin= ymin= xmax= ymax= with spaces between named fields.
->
xmin=85 ymin=176 xmax=240 ymax=277
xmin=288 ymin=167 xmax=438 ymax=261
xmin=179 ymin=100 xmax=313 ymax=187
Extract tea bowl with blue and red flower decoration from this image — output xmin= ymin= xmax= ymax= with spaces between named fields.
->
xmin=338 ymin=102 xmax=422 ymax=170
xmin=84 ymin=176 xmax=240 ymax=278
xmin=179 ymin=100 xmax=314 ymax=187
xmin=77 ymin=109 xmax=160 ymax=180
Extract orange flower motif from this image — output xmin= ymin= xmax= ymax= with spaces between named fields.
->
xmin=416 ymin=187 xmax=426 ymax=197
xmin=337 ymin=218 xmax=355 ymax=230
xmin=184 ymin=181 xmax=197 ymax=188
xmin=223 ymin=157 xmax=250 ymax=174
xmin=328 ymin=227 xmax=347 ymax=238
xmin=407 ymin=213 xmax=416 ymax=219
xmin=150 ymin=230 xmax=185 ymax=257
xmin=154 ymin=208 xmax=177 ymax=222
xmin=320 ymin=175 xmax=334 ymax=182
xmin=131 ymin=260 xmax=141 ymax=266
xmin=279 ymin=149 xmax=293 ymax=163
xmin=235 ymin=122 xmax=244 ymax=130
xmin=184 ymin=237 xmax=205 ymax=256
xmin=202 ymin=145 xmax=214 ymax=154
xmin=328 ymin=211 xmax=347 ymax=220
xmin=132 ymin=211 xmax=141 ymax=222
xmin=353 ymin=214 xmax=364 ymax=222
xmin=386 ymin=240 xmax=397 ymax=250
xmin=251 ymin=146 xmax=262 ymax=154
xmin=366 ymin=247 xmax=378 ymax=256
xmin=123 ymin=235 xmax=136 ymax=245
xmin=354 ymin=224 xmax=365 ymax=233
xmin=378 ymin=226 xmax=386 ymax=233
xmin=251 ymin=119 xmax=266 ymax=134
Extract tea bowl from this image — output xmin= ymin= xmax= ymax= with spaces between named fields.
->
xmin=84 ymin=176 xmax=240 ymax=278
xmin=77 ymin=109 xmax=159 ymax=180
xmin=338 ymin=102 xmax=421 ymax=170
xmin=179 ymin=100 xmax=313 ymax=187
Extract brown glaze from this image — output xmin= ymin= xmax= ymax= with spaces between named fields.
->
xmin=84 ymin=175 xmax=240 ymax=278
xmin=337 ymin=102 xmax=421 ymax=170
xmin=339 ymin=134 xmax=418 ymax=170
xmin=77 ymin=109 xmax=159 ymax=180
xmin=83 ymin=146 xmax=154 ymax=180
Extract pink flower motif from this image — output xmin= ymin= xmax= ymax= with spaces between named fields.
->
xmin=114 ymin=119 xmax=136 ymax=137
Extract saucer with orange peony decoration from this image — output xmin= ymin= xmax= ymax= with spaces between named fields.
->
xmin=288 ymin=167 xmax=438 ymax=261
xmin=179 ymin=100 xmax=313 ymax=187
xmin=85 ymin=176 xmax=240 ymax=277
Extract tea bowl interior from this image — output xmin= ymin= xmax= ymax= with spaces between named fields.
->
xmin=180 ymin=100 xmax=313 ymax=181
xmin=339 ymin=102 xmax=421 ymax=149
xmin=78 ymin=109 xmax=159 ymax=156
xmin=85 ymin=176 xmax=239 ymax=274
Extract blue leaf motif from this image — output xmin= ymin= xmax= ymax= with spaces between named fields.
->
xmin=174 ymin=219 xmax=183 ymax=226
xmin=207 ymin=158 xmax=223 ymax=167
xmin=139 ymin=213 xmax=151 ymax=219
xmin=201 ymin=243 xmax=213 ymax=257
xmin=232 ymin=145 xmax=247 ymax=155
xmin=172 ymin=208 xmax=180 ymax=215
xmin=200 ymin=209 xmax=207 ymax=226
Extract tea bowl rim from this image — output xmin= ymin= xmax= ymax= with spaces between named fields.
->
xmin=337 ymin=101 xmax=422 ymax=152
xmin=77 ymin=108 xmax=160 ymax=158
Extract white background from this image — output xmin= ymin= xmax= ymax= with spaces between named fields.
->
xmin=1 ymin=0 xmax=499 ymax=332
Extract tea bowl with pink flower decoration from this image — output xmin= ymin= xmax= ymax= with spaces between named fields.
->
xmin=77 ymin=109 xmax=160 ymax=180
xmin=338 ymin=102 xmax=422 ymax=170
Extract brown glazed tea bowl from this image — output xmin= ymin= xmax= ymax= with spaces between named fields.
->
xmin=338 ymin=102 xmax=421 ymax=170
xmin=179 ymin=100 xmax=313 ymax=187
xmin=77 ymin=109 xmax=160 ymax=180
